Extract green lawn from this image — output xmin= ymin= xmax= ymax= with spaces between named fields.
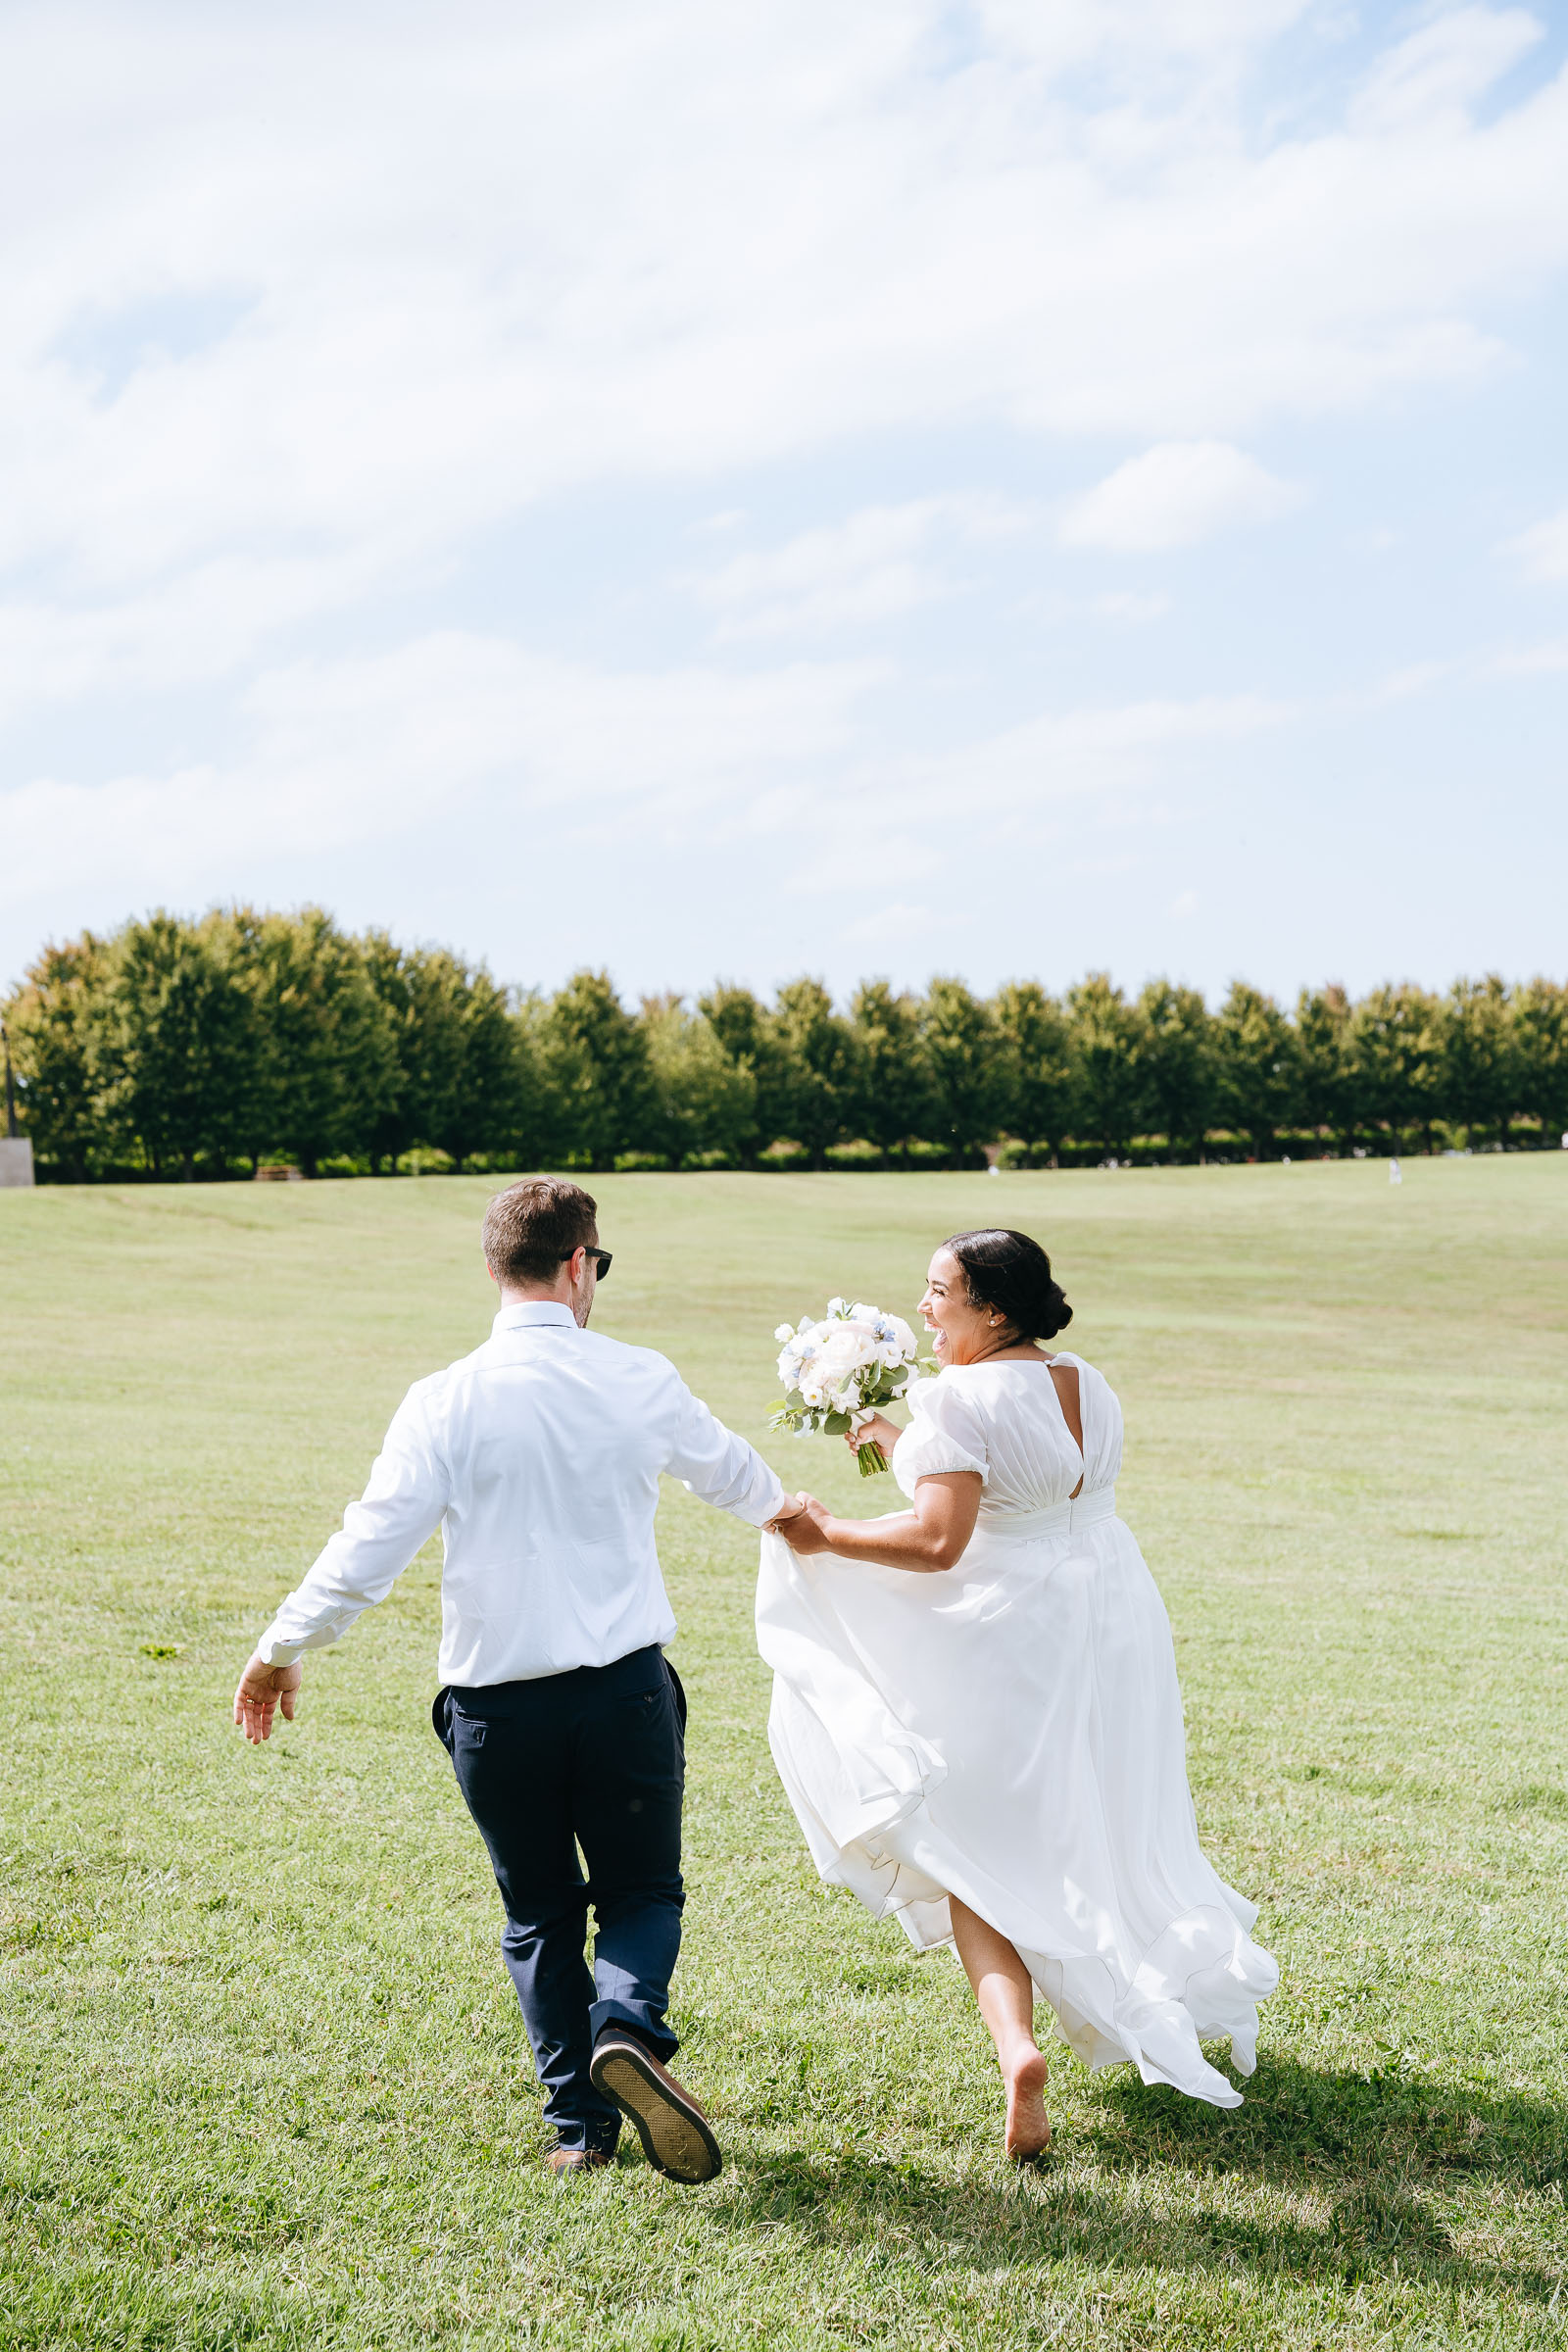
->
xmin=2 ymin=1159 xmax=1566 ymax=2350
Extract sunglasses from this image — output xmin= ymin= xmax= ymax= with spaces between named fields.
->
xmin=572 ymin=1248 xmax=612 ymax=1281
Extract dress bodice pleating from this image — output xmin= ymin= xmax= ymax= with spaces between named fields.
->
xmin=892 ymin=1353 xmax=1121 ymax=1526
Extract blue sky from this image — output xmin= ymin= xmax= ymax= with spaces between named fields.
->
xmin=2 ymin=0 xmax=1566 ymax=1007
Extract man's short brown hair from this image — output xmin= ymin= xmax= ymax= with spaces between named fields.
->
xmin=482 ymin=1178 xmax=599 ymax=1288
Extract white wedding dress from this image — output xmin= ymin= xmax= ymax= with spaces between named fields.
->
xmin=757 ymin=1354 xmax=1278 ymax=2107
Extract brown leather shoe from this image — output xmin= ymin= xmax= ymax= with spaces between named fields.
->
xmin=544 ymin=2145 xmax=613 ymax=2177
xmin=588 ymin=2031 xmax=722 ymax=2183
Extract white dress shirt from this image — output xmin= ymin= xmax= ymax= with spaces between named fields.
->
xmin=255 ymin=1301 xmax=787 ymax=1688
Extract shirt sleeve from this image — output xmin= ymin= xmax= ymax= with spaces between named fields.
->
xmin=894 ymin=1376 xmax=990 ymax=1488
xmin=663 ymin=1374 xmax=787 ymax=1527
xmin=253 ymin=1384 xmax=451 ymax=1666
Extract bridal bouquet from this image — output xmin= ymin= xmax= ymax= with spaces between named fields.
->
xmin=769 ymin=1298 xmax=925 ymax=1476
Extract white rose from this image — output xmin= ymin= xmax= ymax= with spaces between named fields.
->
xmin=820 ymin=1327 xmax=873 ymax=1373
xmin=774 ymin=1323 xmax=796 ymax=1344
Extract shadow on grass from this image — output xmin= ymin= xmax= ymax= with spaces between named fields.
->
xmin=720 ymin=2054 xmax=1567 ymax=2304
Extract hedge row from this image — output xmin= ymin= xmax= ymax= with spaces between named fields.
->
xmin=5 ymin=906 xmax=1565 ymax=1179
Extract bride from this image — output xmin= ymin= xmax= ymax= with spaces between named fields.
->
xmin=759 ymin=1227 xmax=1277 ymax=2160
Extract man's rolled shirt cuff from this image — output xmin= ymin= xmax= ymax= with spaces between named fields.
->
xmin=254 ymin=1614 xmax=350 ymax=1666
xmin=736 ymin=1467 xmax=789 ymax=1527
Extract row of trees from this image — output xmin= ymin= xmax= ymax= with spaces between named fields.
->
xmin=5 ymin=906 xmax=1566 ymax=1181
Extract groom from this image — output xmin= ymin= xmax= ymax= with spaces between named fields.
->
xmin=232 ymin=1177 xmax=801 ymax=2179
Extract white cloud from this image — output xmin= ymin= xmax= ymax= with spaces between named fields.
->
xmin=1089 ymin=590 xmax=1170 ymax=624
xmin=0 ymin=636 xmax=881 ymax=907
xmin=843 ymin=899 xmax=940 ymax=943
xmin=689 ymin=496 xmax=1029 ymax=638
xmin=1505 ymin=506 xmax=1568 ymax=582
xmin=1349 ymin=7 xmax=1543 ymax=136
xmin=0 ymin=0 xmax=1558 ymax=652
xmin=0 ymin=550 xmax=383 ymax=719
xmin=777 ymin=686 xmax=1294 ymax=896
xmin=1489 ymin=638 xmax=1568 ymax=674
xmin=2 ymin=4 xmax=1567 ymax=996
xmin=1059 ymin=442 xmax=1303 ymax=553
xmin=0 ymin=616 xmax=1291 ymax=927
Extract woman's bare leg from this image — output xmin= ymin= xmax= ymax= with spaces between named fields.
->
xmin=948 ymin=1894 xmax=1051 ymax=2159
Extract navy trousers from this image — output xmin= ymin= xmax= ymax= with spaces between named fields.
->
xmin=433 ymin=1644 xmax=686 ymax=2152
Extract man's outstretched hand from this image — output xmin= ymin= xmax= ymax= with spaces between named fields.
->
xmin=232 ymin=1653 xmax=302 ymax=1744
xmin=764 ymin=1494 xmax=810 ymax=1538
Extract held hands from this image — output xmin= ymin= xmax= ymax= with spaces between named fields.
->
xmin=767 ymin=1494 xmax=836 ymax=1554
xmin=232 ymin=1653 xmax=302 ymax=1744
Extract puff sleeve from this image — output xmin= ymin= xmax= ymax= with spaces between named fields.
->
xmin=891 ymin=1376 xmax=990 ymax=1499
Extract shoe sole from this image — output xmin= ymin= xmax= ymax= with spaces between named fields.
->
xmin=589 ymin=2045 xmax=722 ymax=2184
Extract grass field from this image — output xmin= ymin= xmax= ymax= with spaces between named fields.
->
xmin=2 ymin=1158 xmax=1567 ymax=2350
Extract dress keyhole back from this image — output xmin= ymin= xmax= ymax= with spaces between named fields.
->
xmin=1046 ymin=1357 xmax=1085 ymax=1498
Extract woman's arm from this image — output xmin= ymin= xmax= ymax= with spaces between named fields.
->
xmin=780 ymin=1472 xmax=982 ymax=1574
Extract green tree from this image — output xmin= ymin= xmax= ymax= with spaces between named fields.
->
xmin=250 ymin=910 xmax=398 ymax=1176
xmin=2 ymin=932 xmax=120 ymax=1178
xmin=771 ymin=978 xmax=859 ymax=1168
xmin=364 ymin=936 xmax=520 ymax=1170
xmin=448 ymin=968 xmax=526 ymax=1169
xmin=1136 ymin=980 xmax=1216 ymax=1160
xmin=1436 ymin=976 xmax=1517 ymax=1147
xmin=1512 ymin=978 xmax=1568 ymax=1145
xmin=698 ymin=983 xmax=794 ymax=1158
xmin=1214 ymin=981 xmax=1298 ymax=1157
xmin=642 ymin=997 xmax=758 ymax=1166
xmin=1295 ymin=985 xmax=1354 ymax=1151
xmin=920 ymin=977 xmax=1004 ymax=1165
xmin=1345 ymin=983 xmax=1441 ymax=1151
xmin=360 ymin=931 xmax=416 ymax=1169
xmin=545 ymin=970 xmax=657 ymax=1172
xmin=1066 ymin=973 xmax=1145 ymax=1157
xmin=508 ymin=991 xmax=590 ymax=1170
xmin=109 ymin=911 xmax=266 ymax=1179
xmin=848 ymin=981 xmax=933 ymax=1165
xmin=992 ymin=982 xmax=1075 ymax=1159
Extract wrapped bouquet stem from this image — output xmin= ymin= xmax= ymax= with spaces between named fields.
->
xmin=769 ymin=1298 xmax=926 ymax=1477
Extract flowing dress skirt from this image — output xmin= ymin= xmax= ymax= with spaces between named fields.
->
xmin=758 ymin=1511 xmax=1278 ymax=2107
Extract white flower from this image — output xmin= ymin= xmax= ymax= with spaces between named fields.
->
xmin=773 ymin=1298 xmax=925 ymax=1446
xmin=818 ymin=1326 xmax=875 ymax=1373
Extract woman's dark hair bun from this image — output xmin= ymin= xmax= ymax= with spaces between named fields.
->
xmin=943 ymin=1228 xmax=1072 ymax=1344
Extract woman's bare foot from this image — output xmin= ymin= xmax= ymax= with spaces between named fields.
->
xmin=1003 ymin=2044 xmax=1052 ymax=2162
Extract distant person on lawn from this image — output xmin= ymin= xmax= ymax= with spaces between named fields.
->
xmin=232 ymin=1177 xmax=805 ymax=2180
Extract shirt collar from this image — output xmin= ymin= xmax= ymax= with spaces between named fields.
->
xmin=493 ymin=1301 xmax=579 ymax=1334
